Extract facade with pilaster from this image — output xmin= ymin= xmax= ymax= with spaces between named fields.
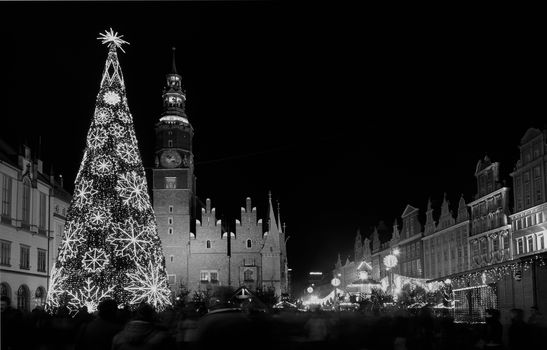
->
xmin=0 ymin=140 xmax=70 ymax=312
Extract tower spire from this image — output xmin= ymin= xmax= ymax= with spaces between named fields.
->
xmin=171 ymin=47 xmax=178 ymax=74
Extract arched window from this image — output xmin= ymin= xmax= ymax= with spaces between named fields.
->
xmin=17 ymin=285 xmax=30 ymax=312
xmin=246 ymin=239 xmax=252 ymax=249
xmin=1 ymin=282 xmax=11 ymax=302
xmin=35 ymin=286 xmax=46 ymax=307
xmin=206 ymin=240 xmax=211 ymax=249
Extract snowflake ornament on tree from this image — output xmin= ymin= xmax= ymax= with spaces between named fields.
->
xmin=57 ymin=222 xmax=85 ymax=262
xmin=92 ymin=156 xmax=115 ymax=176
xmin=95 ymin=109 xmax=112 ymax=125
xmin=109 ymin=123 xmax=126 ymax=139
xmin=116 ymin=171 xmax=150 ymax=210
xmin=116 ymin=142 xmax=138 ymax=165
xmin=125 ymin=261 xmax=171 ymax=310
xmin=87 ymin=127 xmax=108 ymax=149
xmin=47 ymin=29 xmax=171 ymax=314
xmin=107 ymin=219 xmax=153 ymax=261
xmin=73 ymin=179 xmax=98 ymax=208
xmin=82 ymin=248 xmax=110 ymax=273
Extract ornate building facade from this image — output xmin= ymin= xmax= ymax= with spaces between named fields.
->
xmin=0 ymin=140 xmax=70 ymax=311
xmin=152 ymin=53 xmax=289 ymax=297
xmin=333 ymin=127 xmax=547 ymax=324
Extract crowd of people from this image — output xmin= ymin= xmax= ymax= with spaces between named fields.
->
xmin=1 ymin=294 xmax=545 ymax=350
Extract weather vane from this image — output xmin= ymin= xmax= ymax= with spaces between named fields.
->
xmin=97 ymin=28 xmax=129 ymax=53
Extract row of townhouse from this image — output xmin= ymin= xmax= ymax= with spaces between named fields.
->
xmin=334 ymin=127 xmax=547 ymax=324
xmin=0 ymin=139 xmax=71 ymax=312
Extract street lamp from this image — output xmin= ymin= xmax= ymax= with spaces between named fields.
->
xmin=383 ymin=247 xmax=400 ymax=295
xmin=331 ymin=276 xmax=341 ymax=311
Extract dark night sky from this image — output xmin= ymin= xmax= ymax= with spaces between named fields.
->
xmin=2 ymin=1 xmax=546 ymax=294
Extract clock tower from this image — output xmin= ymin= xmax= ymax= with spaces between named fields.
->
xmin=153 ymin=48 xmax=195 ymax=290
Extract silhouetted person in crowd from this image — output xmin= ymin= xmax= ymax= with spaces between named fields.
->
xmin=74 ymin=305 xmax=94 ymax=327
xmin=484 ymin=308 xmax=503 ymax=350
xmin=75 ymin=299 xmax=123 ymax=350
xmin=303 ymin=309 xmax=329 ymax=350
xmin=528 ymin=306 xmax=545 ymax=348
xmin=49 ymin=305 xmax=78 ymax=350
xmin=508 ymin=308 xmax=529 ymax=350
xmin=407 ymin=307 xmax=434 ymax=350
xmin=111 ymin=302 xmax=174 ymax=350
xmin=1 ymin=295 xmax=23 ymax=350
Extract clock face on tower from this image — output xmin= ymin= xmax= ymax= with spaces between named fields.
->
xmin=160 ymin=150 xmax=182 ymax=168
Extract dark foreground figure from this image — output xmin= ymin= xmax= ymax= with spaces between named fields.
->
xmin=2 ymin=301 xmax=546 ymax=350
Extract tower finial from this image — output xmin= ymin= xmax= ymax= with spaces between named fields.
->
xmin=171 ymin=46 xmax=178 ymax=74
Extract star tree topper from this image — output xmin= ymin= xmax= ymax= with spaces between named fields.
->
xmin=97 ymin=28 xmax=129 ymax=53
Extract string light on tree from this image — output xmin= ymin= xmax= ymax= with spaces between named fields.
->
xmin=46 ymin=28 xmax=171 ymax=314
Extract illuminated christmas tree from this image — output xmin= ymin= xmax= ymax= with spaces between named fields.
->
xmin=46 ymin=29 xmax=171 ymax=314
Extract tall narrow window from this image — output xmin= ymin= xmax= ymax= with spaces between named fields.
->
xmin=517 ymin=238 xmax=524 ymax=254
xmin=206 ymin=240 xmax=211 ymax=249
xmin=0 ymin=240 xmax=11 ymax=266
xmin=527 ymin=236 xmax=535 ymax=252
xmin=39 ymin=192 xmax=47 ymax=230
xmin=168 ymin=217 xmax=173 ymax=225
xmin=492 ymin=237 xmax=499 ymax=251
xmin=1 ymin=174 xmax=11 ymax=217
xmin=170 ymin=255 xmax=174 ymax=262
xmin=168 ymin=228 xmax=173 ymax=235
xmin=169 ymin=205 xmax=174 ymax=213
xmin=37 ymin=249 xmax=46 ymax=272
xmin=168 ymin=139 xmax=173 ymax=147
xmin=22 ymin=179 xmax=31 ymax=225
xmin=537 ymin=233 xmax=545 ymax=251
xmin=20 ymin=245 xmax=30 ymax=270
xmin=246 ymin=239 xmax=252 ymax=248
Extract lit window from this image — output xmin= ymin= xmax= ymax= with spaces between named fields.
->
xmin=492 ymin=237 xmax=499 ymax=251
xmin=527 ymin=235 xmax=535 ymax=252
xmin=206 ymin=240 xmax=211 ymax=249
xmin=165 ymin=177 xmax=177 ymax=189
xmin=537 ymin=233 xmax=545 ymax=251
xmin=200 ymin=271 xmax=209 ymax=282
xmin=517 ymin=238 xmax=524 ymax=254
xmin=246 ymin=239 xmax=252 ymax=249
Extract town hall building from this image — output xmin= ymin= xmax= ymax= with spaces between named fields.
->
xmin=151 ymin=51 xmax=289 ymax=298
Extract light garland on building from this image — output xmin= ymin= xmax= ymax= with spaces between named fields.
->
xmin=450 ymin=254 xmax=546 ymax=288
xmin=46 ymin=29 xmax=171 ymax=315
